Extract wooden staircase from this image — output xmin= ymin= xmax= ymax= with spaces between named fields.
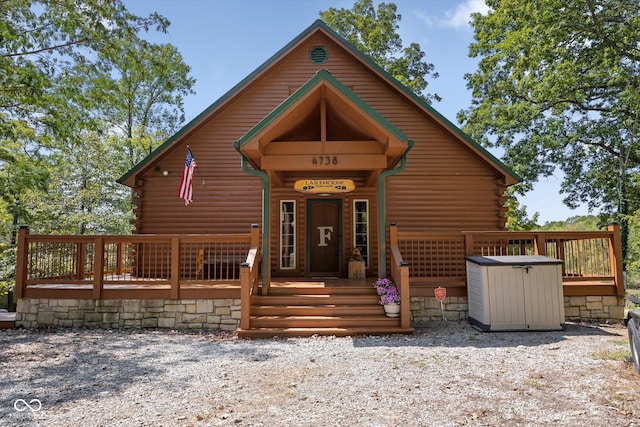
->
xmin=236 ymin=284 xmax=414 ymax=338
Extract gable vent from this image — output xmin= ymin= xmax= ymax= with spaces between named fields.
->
xmin=309 ymin=46 xmax=328 ymax=64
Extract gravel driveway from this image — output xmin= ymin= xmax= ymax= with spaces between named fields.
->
xmin=1 ymin=321 xmax=639 ymax=426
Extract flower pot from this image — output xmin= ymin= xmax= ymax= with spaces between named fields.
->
xmin=383 ymin=303 xmax=400 ymax=318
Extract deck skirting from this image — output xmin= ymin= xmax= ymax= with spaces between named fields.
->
xmin=15 ymin=298 xmax=241 ymax=330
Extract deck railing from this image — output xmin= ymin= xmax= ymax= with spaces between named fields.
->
xmin=15 ymin=225 xmax=261 ymax=300
xmin=391 ymin=223 xmax=624 ymax=298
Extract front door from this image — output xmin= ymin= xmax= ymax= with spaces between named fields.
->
xmin=307 ymin=199 xmax=342 ymax=276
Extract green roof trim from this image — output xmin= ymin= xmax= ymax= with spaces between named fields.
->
xmin=119 ymin=19 xmax=520 ymax=185
xmin=236 ymin=68 xmax=407 ymax=146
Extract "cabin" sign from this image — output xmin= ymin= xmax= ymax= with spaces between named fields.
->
xmin=294 ymin=179 xmax=355 ymax=194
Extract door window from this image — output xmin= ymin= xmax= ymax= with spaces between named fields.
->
xmin=353 ymin=200 xmax=369 ymax=267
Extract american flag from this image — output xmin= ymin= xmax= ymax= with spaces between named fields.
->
xmin=178 ymin=147 xmax=197 ymax=206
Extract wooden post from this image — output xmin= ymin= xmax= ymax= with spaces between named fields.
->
xmin=92 ymin=237 xmax=104 ymax=300
xmin=534 ymin=233 xmax=547 ymax=256
xmin=464 ymin=232 xmax=474 ymax=257
xmin=14 ymin=226 xmax=29 ymax=299
xmin=389 ymin=223 xmax=398 ymax=248
xmin=608 ymin=222 xmax=625 ymax=296
xmin=250 ymin=223 xmax=260 ymax=248
xmin=170 ymin=237 xmax=180 ymax=299
xmin=240 ymin=262 xmax=250 ymax=330
xmin=399 ymin=261 xmax=411 ymax=329
xmin=116 ymin=242 xmax=124 ymax=276
xmin=76 ymin=242 xmax=86 ymax=280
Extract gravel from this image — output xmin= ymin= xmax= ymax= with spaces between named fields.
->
xmin=1 ymin=321 xmax=639 ymax=426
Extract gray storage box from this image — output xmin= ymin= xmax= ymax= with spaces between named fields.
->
xmin=465 ymin=255 xmax=564 ymax=331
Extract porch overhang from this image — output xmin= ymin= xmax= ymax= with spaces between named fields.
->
xmin=234 ymin=69 xmax=408 ymax=182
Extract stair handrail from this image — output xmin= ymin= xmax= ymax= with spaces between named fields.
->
xmin=389 ymin=224 xmax=411 ymax=329
xmin=240 ymin=225 xmax=261 ymax=330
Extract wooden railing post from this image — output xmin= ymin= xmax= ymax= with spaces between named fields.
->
xmin=389 ymin=223 xmax=398 ymax=248
xmin=399 ymin=261 xmax=410 ymax=329
xmin=76 ymin=242 xmax=86 ymax=280
xmin=92 ymin=237 xmax=104 ymax=300
xmin=116 ymin=242 xmax=124 ymax=276
xmin=250 ymin=223 xmax=260 ymax=248
xmin=14 ymin=225 xmax=29 ymax=299
xmin=170 ymin=237 xmax=180 ymax=299
xmin=464 ymin=232 xmax=474 ymax=257
xmin=240 ymin=262 xmax=250 ymax=330
xmin=608 ymin=222 xmax=625 ymax=296
xmin=534 ymin=233 xmax=547 ymax=256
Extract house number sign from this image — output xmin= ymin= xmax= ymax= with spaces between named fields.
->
xmin=312 ymin=155 xmax=338 ymax=166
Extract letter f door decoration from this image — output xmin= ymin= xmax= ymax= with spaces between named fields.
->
xmin=317 ymin=226 xmax=333 ymax=247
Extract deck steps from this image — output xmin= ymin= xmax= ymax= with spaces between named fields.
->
xmin=237 ymin=284 xmax=413 ymax=338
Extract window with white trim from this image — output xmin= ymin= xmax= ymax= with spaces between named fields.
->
xmin=280 ymin=200 xmax=296 ymax=269
xmin=353 ymin=200 xmax=369 ymax=267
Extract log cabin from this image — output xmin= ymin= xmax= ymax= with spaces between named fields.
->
xmin=14 ymin=20 xmax=625 ymax=336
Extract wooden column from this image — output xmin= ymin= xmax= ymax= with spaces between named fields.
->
xmin=92 ymin=237 xmax=104 ymax=300
xmin=170 ymin=237 xmax=180 ymax=299
xmin=14 ymin=226 xmax=29 ymax=299
xmin=608 ymin=222 xmax=625 ymax=296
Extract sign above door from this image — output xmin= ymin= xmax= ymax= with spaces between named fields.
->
xmin=294 ymin=179 xmax=355 ymax=194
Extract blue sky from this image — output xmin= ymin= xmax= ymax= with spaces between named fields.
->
xmin=125 ymin=0 xmax=590 ymax=223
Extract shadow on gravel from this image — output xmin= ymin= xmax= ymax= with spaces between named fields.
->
xmin=351 ymin=320 xmax=623 ymax=349
xmin=0 ymin=328 xmax=293 ymax=423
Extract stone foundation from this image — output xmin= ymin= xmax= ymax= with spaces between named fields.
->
xmin=563 ymin=295 xmax=625 ymax=322
xmin=410 ymin=295 xmax=625 ymax=323
xmin=15 ymin=298 xmax=241 ymax=330
xmin=410 ymin=296 xmax=469 ymax=322
xmin=15 ymin=294 xmax=625 ymax=331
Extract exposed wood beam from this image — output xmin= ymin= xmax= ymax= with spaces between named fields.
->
xmin=261 ymin=154 xmax=387 ymax=171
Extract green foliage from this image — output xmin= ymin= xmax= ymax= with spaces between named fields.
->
xmin=504 ymin=188 xmax=540 ymax=231
xmin=460 ymin=0 xmax=640 ymax=261
xmin=321 ymin=0 xmax=440 ymax=103
xmin=0 ymin=247 xmax=16 ymax=296
xmin=0 ymin=1 xmax=195 ymax=240
xmin=537 ymin=215 xmax=605 ymax=231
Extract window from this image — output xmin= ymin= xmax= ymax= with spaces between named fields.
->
xmin=353 ymin=200 xmax=369 ymax=267
xmin=280 ymin=201 xmax=296 ymax=269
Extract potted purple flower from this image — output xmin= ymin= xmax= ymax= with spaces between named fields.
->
xmin=373 ymin=278 xmax=400 ymax=317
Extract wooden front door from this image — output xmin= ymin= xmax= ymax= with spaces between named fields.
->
xmin=307 ymin=199 xmax=342 ymax=276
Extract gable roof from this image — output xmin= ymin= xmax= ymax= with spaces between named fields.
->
xmin=234 ymin=68 xmax=410 ymax=171
xmin=119 ymin=19 xmax=520 ymax=187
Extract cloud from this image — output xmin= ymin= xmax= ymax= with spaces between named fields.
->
xmin=416 ymin=0 xmax=490 ymax=31
xmin=444 ymin=0 xmax=490 ymax=29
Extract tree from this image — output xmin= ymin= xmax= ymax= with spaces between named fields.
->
xmin=504 ymin=189 xmax=540 ymax=231
xmin=89 ymin=39 xmax=195 ymax=170
xmin=320 ymin=0 xmax=440 ymax=103
xmin=0 ymin=1 xmax=195 ymax=291
xmin=0 ymin=1 xmax=195 ymax=237
xmin=460 ymin=0 xmax=640 ymax=262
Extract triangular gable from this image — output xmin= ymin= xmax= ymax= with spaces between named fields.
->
xmin=235 ymin=69 xmax=408 ymax=171
xmin=119 ymin=19 xmax=520 ymax=187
